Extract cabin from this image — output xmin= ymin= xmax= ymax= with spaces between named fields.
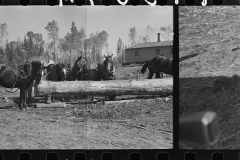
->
xmin=125 ymin=33 xmax=173 ymax=64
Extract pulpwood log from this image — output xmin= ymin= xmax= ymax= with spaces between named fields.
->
xmin=35 ymin=78 xmax=173 ymax=97
xmin=36 ymin=102 xmax=68 ymax=108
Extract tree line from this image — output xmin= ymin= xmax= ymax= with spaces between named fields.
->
xmin=0 ymin=21 xmax=172 ymax=68
xmin=0 ymin=21 xmax=109 ymax=68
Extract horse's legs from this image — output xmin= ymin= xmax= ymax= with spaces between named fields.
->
xmin=51 ymin=96 xmax=54 ymax=103
xmin=27 ymin=84 xmax=33 ymax=102
xmin=155 ymin=73 xmax=161 ymax=78
xmin=148 ymin=71 xmax=154 ymax=79
xmin=18 ymin=89 xmax=24 ymax=110
xmin=160 ymin=72 xmax=164 ymax=78
xmin=23 ymin=90 xmax=29 ymax=110
xmin=19 ymin=87 xmax=27 ymax=110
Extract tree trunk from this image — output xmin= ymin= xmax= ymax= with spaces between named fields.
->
xmin=35 ymin=78 xmax=173 ymax=97
xmin=70 ymin=50 xmax=72 ymax=69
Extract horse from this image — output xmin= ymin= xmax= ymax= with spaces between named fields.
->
xmin=66 ymin=67 xmax=72 ymax=81
xmin=46 ymin=63 xmax=68 ymax=81
xmin=17 ymin=61 xmax=32 ymax=77
xmin=69 ymin=56 xmax=100 ymax=100
xmin=99 ymin=54 xmax=116 ymax=81
xmin=80 ymin=69 xmax=101 ymax=81
xmin=0 ymin=61 xmax=32 ymax=99
xmin=98 ymin=54 xmax=116 ymax=100
xmin=0 ymin=61 xmax=43 ymax=110
xmin=45 ymin=62 xmax=68 ymax=103
xmin=70 ymin=56 xmax=90 ymax=81
xmin=140 ymin=55 xmax=173 ymax=79
xmin=17 ymin=61 xmax=34 ymax=101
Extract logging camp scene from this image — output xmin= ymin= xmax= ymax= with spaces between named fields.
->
xmin=179 ymin=6 xmax=240 ymax=149
xmin=0 ymin=6 xmax=173 ymax=149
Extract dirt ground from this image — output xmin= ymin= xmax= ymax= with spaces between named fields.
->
xmin=0 ymin=65 xmax=173 ymax=149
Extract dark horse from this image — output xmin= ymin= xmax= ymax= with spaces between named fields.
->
xmin=140 ymin=55 xmax=173 ymax=79
xmin=46 ymin=63 xmax=68 ymax=81
xmin=45 ymin=62 xmax=68 ymax=103
xmin=69 ymin=56 xmax=100 ymax=100
xmin=97 ymin=54 xmax=116 ymax=100
xmin=70 ymin=55 xmax=116 ymax=101
xmin=69 ymin=56 xmax=90 ymax=81
xmin=74 ymin=54 xmax=116 ymax=82
xmin=98 ymin=54 xmax=116 ymax=81
xmin=0 ymin=61 xmax=43 ymax=110
xmin=17 ymin=61 xmax=33 ymax=101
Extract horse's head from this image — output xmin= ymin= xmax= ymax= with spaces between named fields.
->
xmin=73 ymin=56 xmax=89 ymax=74
xmin=40 ymin=60 xmax=48 ymax=77
xmin=102 ymin=54 xmax=115 ymax=80
xmin=58 ymin=63 xmax=68 ymax=81
xmin=103 ymin=54 xmax=114 ymax=72
xmin=65 ymin=68 xmax=71 ymax=80
xmin=31 ymin=61 xmax=43 ymax=85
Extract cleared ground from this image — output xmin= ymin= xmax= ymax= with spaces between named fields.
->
xmin=0 ymin=65 xmax=173 ymax=149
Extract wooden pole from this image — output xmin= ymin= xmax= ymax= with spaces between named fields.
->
xmin=35 ymin=78 xmax=173 ymax=97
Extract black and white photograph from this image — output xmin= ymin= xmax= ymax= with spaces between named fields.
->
xmin=179 ymin=6 xmax=240 ymax=149
xmin=0 ymin=6 xmax=173 ymax=149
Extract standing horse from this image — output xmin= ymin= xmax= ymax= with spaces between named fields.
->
xmin=0 ymin=61 xmax=32 ymax=98
xmin=0 ymin=61 xmax=43 ymax=110
xmin=99 ymin=54 xmax=116 ymax=81
xmin=140 ymin=55 xmax=173 ymax=79
xmin=17 ymin=61 xmax=34 ymax=101
xmin=70 ymin=56 xmax=90 ymax=81
xmin=45 ymin=62 xmax=68 ymax=103
xmin=98 ymin=54 xmax=116 ymax=100
xmin=70 ymin=56 xmax=100 ymax=100
xmin=46 ymin=63 xmax=68 ymax=81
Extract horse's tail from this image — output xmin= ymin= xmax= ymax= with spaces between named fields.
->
xmin=140 ymin=61 xmax=149 ymax=74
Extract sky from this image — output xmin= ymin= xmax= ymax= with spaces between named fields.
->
xmin=0 ymin=6 xmax=173 ymax=57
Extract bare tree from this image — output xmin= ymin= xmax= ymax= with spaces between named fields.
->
xmin=160 ymin=25 xmax=173 ymax=41
xmin=0 ymin=23 xmax=8 ymax=47
xmin=45 ymin=20 xmax=60 ymax=62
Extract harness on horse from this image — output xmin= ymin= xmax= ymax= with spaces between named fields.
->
xmin=80 ymin=70 xmax=97 ymax=80
xmin=4 ymin=62 xmax=42 ymax=93
xmin=4 ymin=66 xmax=32 ymax=93
xmin=45 ymin=63 xmax=65 ymax=81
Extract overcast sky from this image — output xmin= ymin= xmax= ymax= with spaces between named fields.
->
xmin=0 ymin=6 xmax=173 ymax=56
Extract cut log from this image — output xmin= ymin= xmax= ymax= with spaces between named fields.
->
xmin=35 ymin=78 xmax=173 ymax=97
xmin=36 ymin=102 xmax=68 ymax=108
xmin=102 ymin=99 xmax=157 ymax=105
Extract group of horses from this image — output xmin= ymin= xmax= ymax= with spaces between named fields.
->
xmin=0 ymin=54 xmax=116 ymax=110
xmin=0 ymin=54 xmax=172 ymax=111
xmin=41 ymin=54 xmax=116 ymax=82
xmin=43 ymin=54 xmax=117 ymax=102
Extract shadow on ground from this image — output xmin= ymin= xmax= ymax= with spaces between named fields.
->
xmin=180 ymin=74 xmax=240 ymax=149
